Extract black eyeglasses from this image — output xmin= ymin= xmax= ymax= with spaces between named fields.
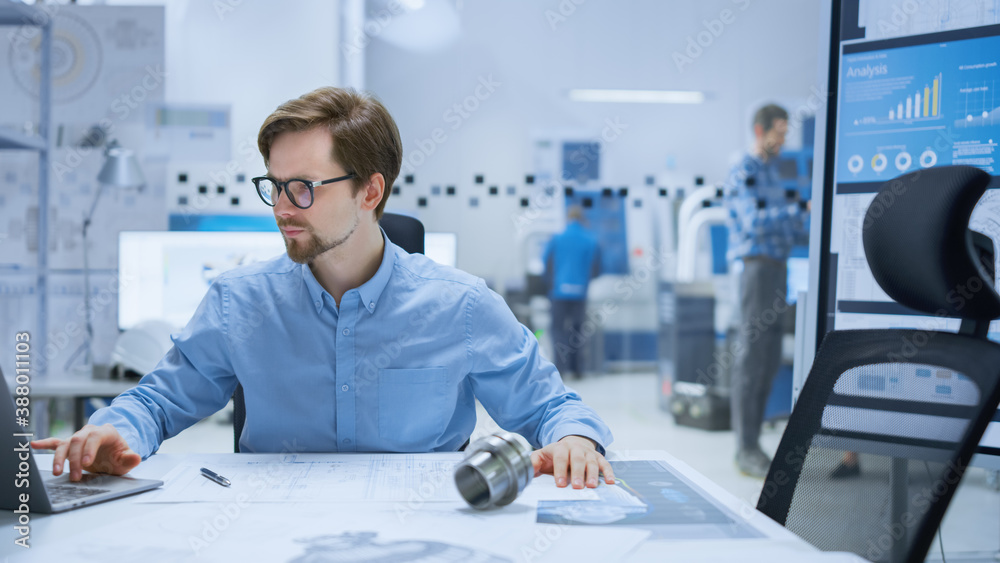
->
xmin=252 ymin=173 xmax=356 ymax=209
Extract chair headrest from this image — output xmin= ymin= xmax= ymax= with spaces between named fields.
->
xmin=862 ymin=165 xmax=1000 ymax=320
xmin=379 ymin=212 xmax=425 ymax=255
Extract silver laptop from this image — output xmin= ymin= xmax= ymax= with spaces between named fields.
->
xmin=0 ymin=368 xmax=162 ymax=513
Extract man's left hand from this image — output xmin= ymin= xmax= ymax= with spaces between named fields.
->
xmin=530 ymin=435 xmax=615 ymax=489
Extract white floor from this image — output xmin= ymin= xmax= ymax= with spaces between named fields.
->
xmin=154 ymin=371 xmax=1000 ymax=561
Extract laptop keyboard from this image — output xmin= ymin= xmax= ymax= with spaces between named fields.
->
xmin=48 ymin=484 xmax=111 ymax=503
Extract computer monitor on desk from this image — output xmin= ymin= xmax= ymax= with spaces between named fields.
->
xmin=424 ymin=232 xmax=458 ymax=268
xmin=119 ymin=230 xmax=461 ymax=331
xmin=118 ymin=231 xmax=286 ymax=331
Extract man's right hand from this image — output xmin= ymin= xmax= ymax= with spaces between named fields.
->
xmin=31 ymin=424 xmax=141 ymax=482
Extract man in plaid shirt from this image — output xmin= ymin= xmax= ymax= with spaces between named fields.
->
xmin=724 ymin=103 xmax=810 ymax=478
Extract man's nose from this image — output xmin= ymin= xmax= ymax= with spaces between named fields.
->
xmin=273 ymin=188 xmax=296 ymax=217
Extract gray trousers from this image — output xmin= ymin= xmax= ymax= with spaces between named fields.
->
xmin=551 ymin=299 xmax=587 ymax=378
xmin=730 ymin=256 xmax=788 ymax=451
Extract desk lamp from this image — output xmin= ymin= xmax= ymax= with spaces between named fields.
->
xmin=76 ymin=140 xmax=145 ymax=374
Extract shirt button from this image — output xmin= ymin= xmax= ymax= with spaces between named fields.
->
xmin=341 ymin=384 xmax=349 ymax=392
xmin=342 ymin=328 xmax=350 ymax=336
xmin=369 ymin=301 xmax=375 ymax=309
xmin=343 ymin=438 xmax=351 ymax=445
xmin=314 ymin=300 xmax=321 ymax=307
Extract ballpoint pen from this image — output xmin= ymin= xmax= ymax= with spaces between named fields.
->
xmin=200 ymin=467 xmax=232 ymax=487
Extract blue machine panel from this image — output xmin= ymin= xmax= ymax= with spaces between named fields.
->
xmin=565 ymin=190 xmax=627 ymax=275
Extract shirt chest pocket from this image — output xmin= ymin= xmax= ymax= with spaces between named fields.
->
xmin=377 ymin=367 xmax=450 ymax=448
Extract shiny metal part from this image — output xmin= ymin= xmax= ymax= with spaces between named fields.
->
xmin=454 ymin=432 xmax=533 ymax=509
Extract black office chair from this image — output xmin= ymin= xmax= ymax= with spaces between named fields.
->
xmin=232 ymin=212 xmax=425 ymax=452
xmin=378 ymin=212 xmax=425 ymax=255
xmin=757 ymin=166 xmax=1000 ymax=563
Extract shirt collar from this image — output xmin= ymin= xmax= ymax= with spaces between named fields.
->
xmin=301 ymin=261 xmax=329 ymax=314
xmin=299 ymin=227 xmax=397 ymax=315
xmin=356 ymin=227 xmax=396 ymax=315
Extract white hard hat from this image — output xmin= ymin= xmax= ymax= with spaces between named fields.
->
xmin=110 ymin=320 xmax=176 ymax=379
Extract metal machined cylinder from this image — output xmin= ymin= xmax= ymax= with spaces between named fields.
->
xmin=454 ymin=432 xmax=533 ymax=509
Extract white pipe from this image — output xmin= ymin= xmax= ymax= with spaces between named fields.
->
xmin=677 ymin=185 xmax=723 ymax=242
xmin=677 ymin=206 xmax=728 ymax=283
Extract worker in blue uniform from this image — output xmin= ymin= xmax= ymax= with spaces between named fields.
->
xmin=544 ymin=205 xmax=601 ymax=380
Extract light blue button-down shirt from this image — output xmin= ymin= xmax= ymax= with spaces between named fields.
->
xmin=91 ymin=233 xmax=612 ymax=459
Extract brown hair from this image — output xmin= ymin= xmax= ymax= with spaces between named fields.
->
xmin=752 ymin=103 xmax=789 ymax=133
xmin=258 ymin=87 xmax=402 ymax=219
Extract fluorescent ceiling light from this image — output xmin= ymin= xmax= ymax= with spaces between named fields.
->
xmin=373 ymin=0 xmax=459 ymax=53
xmin=568 ymin=89 xmax=705 ymax=104
xmin=399 ymin=0 xmax=426 ymax=10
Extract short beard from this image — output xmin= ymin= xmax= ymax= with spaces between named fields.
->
xmin=282 ymin=214 xmax=359 ymax=264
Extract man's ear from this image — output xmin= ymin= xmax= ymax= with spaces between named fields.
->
xmin=359 ymin=173 xmax=385 ymax=213
xmin=753 ymin=123 xmax=765 ymax=139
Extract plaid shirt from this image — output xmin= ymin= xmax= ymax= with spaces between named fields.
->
xmin=723 ymin=154 xmax=810 ymax=262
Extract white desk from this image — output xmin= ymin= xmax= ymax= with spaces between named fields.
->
xmin=3 ymin=451 xmax=866 ymax=562
xmin=27 ymin=379 xmax=136 ymax=431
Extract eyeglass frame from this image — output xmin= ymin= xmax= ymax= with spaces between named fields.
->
xmin=252 ymin=173 xmax=357 ymax=209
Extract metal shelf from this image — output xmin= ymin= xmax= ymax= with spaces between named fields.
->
xmin=1 ymin=0 xmax=52 ymax=376
xmin=0 ymin=128 xmax=47 ymax=151
xmin=0 ymin=2 xmax=46 ymax=27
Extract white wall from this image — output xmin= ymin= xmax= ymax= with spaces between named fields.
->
xmin=101 ymin=0 xmax=340 ymax=170
xmin=36 ymin=0 xmax=342 ymax=368
xmin=60 ymin=0 xmax=823 ymax=288
xmin=366 ymin=0 xmax=825 ymax=283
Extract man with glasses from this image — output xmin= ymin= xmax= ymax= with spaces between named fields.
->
xmin=33 ymin=87 xmax=616 ymax=491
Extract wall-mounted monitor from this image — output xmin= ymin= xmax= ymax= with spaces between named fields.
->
xmin=814 ymin=0 xmax=1000 ymax=465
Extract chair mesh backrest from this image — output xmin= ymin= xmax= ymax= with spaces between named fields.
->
xmin=758 ymin=329 xmax=1000 ymax=563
